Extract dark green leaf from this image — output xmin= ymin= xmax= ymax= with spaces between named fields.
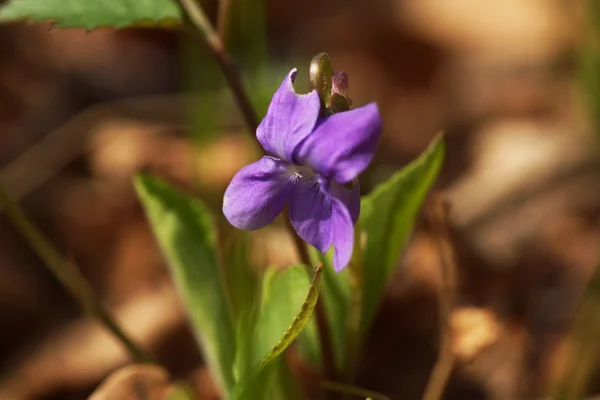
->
xmin=233 ymin=264 xmax=322 ymax=399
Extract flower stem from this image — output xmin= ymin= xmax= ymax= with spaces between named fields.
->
xmin=342 ymin=226 xmax=366 ymax=382
xmin=422 ymin=195 xmax=457 ymax=400
xmin=177 ymin=0 xmax=340 ymax=390
xmin=0 ymin=184 xmax=151 ymax=363
xmin=216 ymin=0 xmax=233 ymax=46
xmin=177 ymin=0 xmax=260 ymax=134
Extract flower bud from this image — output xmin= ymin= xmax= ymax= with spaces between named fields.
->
xmin=330 ymin=70 xmax=353 ymax=113
xmin=331 ymin=71 xmax=348 ymax=97
xmin=309 ymin=52 xmax=333 ymax=113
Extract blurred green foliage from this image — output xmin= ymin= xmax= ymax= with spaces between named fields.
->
xmin=0 ymin=0 xmax=181 ymax=28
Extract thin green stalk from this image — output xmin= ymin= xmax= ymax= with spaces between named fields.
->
xmin=0 ymin=184 xmax=150 ymax=363
xmin=216 ymin=0 xmax=233 ymax=46
xmin=344 ymin=227 xmax=365 ymax=381
xmin=177 ymin=0 xmax=260 ymax=134
xmin=176 ymin=0 xmax=340 ymax=391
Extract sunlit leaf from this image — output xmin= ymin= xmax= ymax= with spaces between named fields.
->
xmin=233 ymin=264 xmax=323 ymax=399
xmin=0 ymin=0 xmax=181 ymax=29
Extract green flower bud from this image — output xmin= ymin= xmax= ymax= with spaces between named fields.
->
xmin=309 ymin=52 xmax=333 ymax=113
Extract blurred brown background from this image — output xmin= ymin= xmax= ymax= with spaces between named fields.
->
xmin=1 ymin=0 xmax=600 ymax=399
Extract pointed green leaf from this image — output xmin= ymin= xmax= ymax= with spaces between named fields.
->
xmin=223 ymin=230 xmax=259 ymax=322
xmin=0 ymin=0 xmax=181 ymax=29
xmin=257 ymin=264 xmax=322 ymax=368
xmin=359 ymin=134 xmax=445 ymax=336
xmin=233 ymin=263 xmax=322 ymax=399
xmin=134 ymin=174 xmax=236 ymax=394
xmin=233 ymin=307 xmax=259 ymax=383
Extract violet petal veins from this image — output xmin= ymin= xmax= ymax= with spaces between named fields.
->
xmin=223 ymin=68 xmax=382 ymax=272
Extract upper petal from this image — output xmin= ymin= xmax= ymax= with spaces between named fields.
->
xmin=223 ymin=156 xmax=294 ymax=230
xmin=257 ymin=69 xmax=321 ymax=162
xmin=294 ymin=102 xmax=382 ymax=184
xmin=330 ymin=198 xmax=355 ymax=272
xmin=288 ymin=176 xmax=333 ymax=254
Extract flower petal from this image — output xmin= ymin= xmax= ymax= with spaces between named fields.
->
xmin=328 ymin=179 xmax=360 ymax=224
xmin=331 ymin=198 xmax=354 ymax=272
xmin=289 ymin=177 xmax=333 ymax=253
xmin=257 ymin=69 xmax=321 ymax=162
xmin=294 ymin=102 xmax=382 ymax=184
xmin=223 ymin=156 xmax=294 ymax=230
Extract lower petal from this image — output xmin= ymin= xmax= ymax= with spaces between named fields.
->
xmin=330 ymin=198 xmax=355 ymax=272
xmin=289 ymin=178 xmax=333 ymax=253
xmin=328 ymin=178 xmax=360 ymax=224
xmin=223 ymin=156 xmax=294 ymax=230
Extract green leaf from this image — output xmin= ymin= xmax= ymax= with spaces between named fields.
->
xmin=233 ymin=264 xmax=323 ymax=399
xmin=133 ymin=174 xmax=236 ymax=394
xmin=0 ymin=0 xmax=181 ymax=29
xmin=256 ymin=264 xmax=322 ymax=368
xmin=233 ymin=308 xmax=259 ymax=383
xmin=223 ymin=230 xmax=259 ymax=322
xmin=359 ymin=134 xmax=445 ymax=336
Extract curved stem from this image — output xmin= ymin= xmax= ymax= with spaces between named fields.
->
xmin=177 ymin=0 xmax=259 ymax=134
xmin=0 ymin=184 xmax=150 ymax=363
xmin=177 ymin=0 xmax=339 ymax=390
xmin=217 ymin=0 xmax=233 ymax=45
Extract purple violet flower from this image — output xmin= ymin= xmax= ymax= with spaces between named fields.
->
xmin=223 ymin=68 xmax=381 ymax=272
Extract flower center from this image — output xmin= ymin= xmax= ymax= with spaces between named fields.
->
xmin=287 ymin=164 xmax=316 ymax=183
